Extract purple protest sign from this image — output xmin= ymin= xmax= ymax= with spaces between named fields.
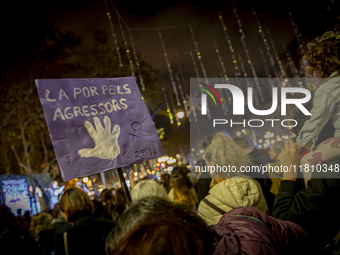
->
xmin=35 ymin=77 xmax=164 ymax=182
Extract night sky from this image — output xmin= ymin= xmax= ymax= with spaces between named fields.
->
xmin=2 ymin=0 xmax=339 ymax=126
xmin=3 ymin=0 xmax=339 ymax=88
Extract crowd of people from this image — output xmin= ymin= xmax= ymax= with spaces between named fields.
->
xmin=2 ymin=30 xmax=340 ymax=255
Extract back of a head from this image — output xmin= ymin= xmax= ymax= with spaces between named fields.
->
xmin=161 ymin=173 xmax=171 ymax=193
xmin=131 ymin=179 xmax=169 ymax=202
xmin=115 ymin=188 xmax=127 ymax=207
xmin=52 ymin=203 xmax=62 ymax=219
xmin=233 ymin=137 xmax=251 ymax=149
xmin=106 ymin=197 xmax=215 ymax=255
xmin=196 ymin=159 xmax=206 ymax=167
xmin=171 ymin=166 xmax=192 ymax=189
xmin=205 ymin=132 xmax=252 ymax=178
xmin=92 ymin=200 xmax=105 ymax=218
xmin=170 ymin=174 xmax=198 ymax=207
xmin=202 ymin=134 xmax=215 ymax=151
xmin=114 ymin=217 xmax=206 ymax=255
xmin=30 ymin=212 xmax=52 ymax=236
xmin=59 ymin=187 xmax=94 ymax=223
xmin=101 ymin=189 xmax=115 ymax=203
xmin=302 ymin=30 xmax=340 ymax=78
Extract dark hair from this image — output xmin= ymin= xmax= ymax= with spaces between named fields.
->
xmin=171 ymin=166 xmax=192 ymax=189
xmin=101 ymin=189 xmax=115 ymax=221
xmin=114 ymin=218 xmax=206 ymax=255
xmin=233 ymin=137 xmax=251 ymax=149
xmin=101 ymin=189 xmax=114 ymax=202
xmin=196 ymin=159 xmax=206 ymax=167
xmin=105 ymin=197 xmax=215 ymax=255
xmin=51 ymin=203 xmax=62 ymax=219
xmin=170 ymin=174 xmax=198 ymax=207
xmin=115 ymin=188 xmax=127 ymax=207
xmin=92 ymin=200 xmax=104 ymax=218
xmin=59 ymin=187 xmax=94 ymax=222
xmin=0 ymin=205 xmax=36 ymax=254
xmin=161 ymin=173 xmax=171 ymax=193
xmin=202 ymin=134 xmax=215 ymax=150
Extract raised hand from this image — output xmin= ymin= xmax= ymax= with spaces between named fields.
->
xmin=78 ymin=116 xmax=120 ymax=160
xmin=279 ymin=140 xmax=301 ymax=181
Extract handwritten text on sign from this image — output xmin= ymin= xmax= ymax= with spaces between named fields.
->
xmin=36 ymin=78 xmax=164 ymax=182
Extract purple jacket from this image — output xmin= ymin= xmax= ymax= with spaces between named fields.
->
xmin=210 ymin=207 xmax=308 ymax=255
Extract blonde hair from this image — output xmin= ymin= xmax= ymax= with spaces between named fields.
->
xmin=170 ymin=174 xmax=198 ymax=207
xmin=131 ymin=179 xmax=169 ymax=202
xmin=59 ymin=187 xmax=94 ymax=222
xmin=30 ymin=212 xmax=52 ymax=236
xmin=204 ymin=132 xmax=253 ymax=178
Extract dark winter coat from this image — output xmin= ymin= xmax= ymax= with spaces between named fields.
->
xmin=273 ymin=155 xmax=340 ymax=253
xmin=211 ymin=206 xmax=308 ymax=255
xmin=247 ymin=149 xmax=275 ymax=214
xmin=55 ymin=216 xmax=114 ymax=255
xmin=196 ymin=171 xmax=212 ymax=206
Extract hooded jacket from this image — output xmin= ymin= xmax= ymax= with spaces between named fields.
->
xmin=198 ymin=176 xmax=268 ymax=226
xmin=211 ymin=207 xmax=308 ymax=255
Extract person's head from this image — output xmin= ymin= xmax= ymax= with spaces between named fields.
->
xmin=160 ymin=173 xmax=171 ymax=193
xmin=92 ymin=200 xmax=104 ymax=218
xmin=301 ymin=30 xmax=340 ymax=87
xmin=202 ymin=134 xmax=215 ymax=150
xmin=202 ymin=134 xmax=215 ymax=157
xmin=29 ymin=212 xmax=52 ymax=236
xmin=59 ymin=187 xmax=94 ymax=223
xmin=23 ymin=210 xmax=30 ymax=218
xmin=52 ymin=203 xmax=65 ymax=221
xmin=100 ymin=188 xmax=115 ymax=219
xmin=17 ymin=209 xmax=22 ymax=216
xmin=47 ymin=209 xmax=53 ymax=221
xmin=268 ymin=141 xmax=285 ymax=161
xmin=233 ymin=137 xmax=253 ymax=155
xmin=194 ymin=159 xmax=206 ymax=174
xmin=105 ymin=197 xmax=216 ymax=255
xmin=170 ymin=173 xmax=198 ymax=207
xmin=101 ymin=189 xmax=115 ymax=205
xmin=114 ymin=218 xmax=206 ymax=255
xmin=205 ymin=132 xmax=253 ymax=179
xmin=171 ymin=166 xmax=192 ymax=189
xmin=131 ymin=179 xmax=169 ymax=202
xmin=115 ymin=188 xmax=127 ymax=207
xmin=196 ymin=159 xmax=206 ymax=167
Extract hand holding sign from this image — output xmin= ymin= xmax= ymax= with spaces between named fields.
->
xmin=78 ymin=116 xmax=121 ymax=160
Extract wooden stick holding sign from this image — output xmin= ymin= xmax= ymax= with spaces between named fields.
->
xmin=115 ymin=167 xmax=132 ymax=205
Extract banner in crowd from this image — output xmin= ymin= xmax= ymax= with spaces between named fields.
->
xmin=36 ymin=77 xmax=164 ymax=181
xmin=0 ymin=175 xmax=32 ymax=216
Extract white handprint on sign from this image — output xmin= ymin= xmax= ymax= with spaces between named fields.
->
xmin=78 ymin=116 xmax=120 ymax=160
